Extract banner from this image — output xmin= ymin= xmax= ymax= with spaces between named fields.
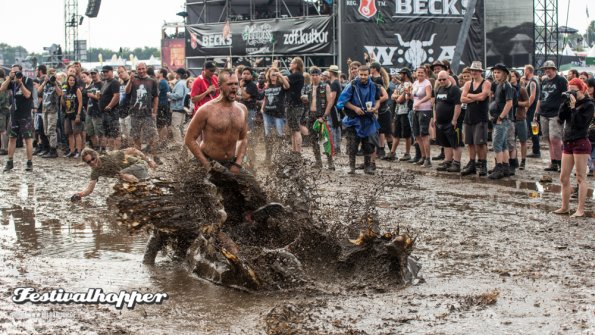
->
xmin=186 ymin=16 xmax=332 ymax=57
xmin=161 ymin=38 xmax=186 ymax=71
xmin=341 ymin=0 xmax=484 ymax=74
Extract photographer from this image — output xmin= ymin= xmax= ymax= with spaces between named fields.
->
xmin=38 ymin=70 xmax=63 ymax=158
xmin=553 ymin=78 xmax=594 ymax=218
xmin=0 ymin=64 xmax=34 ymax=171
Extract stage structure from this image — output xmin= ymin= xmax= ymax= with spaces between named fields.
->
xmin=183 ymin=0 xmax=536 ymax=73
xmin=534 ymin=0 xmax=559 ymax=67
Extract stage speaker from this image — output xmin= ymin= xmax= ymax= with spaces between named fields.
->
xmin=85 ymin=0 xmax=102 ymax=18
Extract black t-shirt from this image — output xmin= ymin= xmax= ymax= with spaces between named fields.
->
xmin=287 ymin=72 xmax=304 ymax=107
xmin=539 ymin=75 xmax=567 ymax=117
xmin=8 ymin=78 xmax=34 ymax=120
xmin=63 ymin=87 xmax=79 ymax=119
xmin=372 ymin=77 xmax=389 ymax=112
xmin=434 ymin=85 xmax=461 ymax=124
xmin=263 ymin=83 xmax=286 ymax=118
xmin=241 ymin=80 xmax=259 ymax=110
xmin=330 ymin=79 xmax=342 ymax=109
xmin=489 ymin=81 xmax=514 ymax=119
xmin=129 ymin=77 xmax=158 ymax=117
xmin=99 ymin=78 xmax=120 ymax=113
xmin=85 ymin=81 xmax=103 ymax=117
xmin=118 ymin=79 xmax=131 ymax=118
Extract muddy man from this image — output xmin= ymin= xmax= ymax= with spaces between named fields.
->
xmin=140 ymin=69 xmax=284 ymax=265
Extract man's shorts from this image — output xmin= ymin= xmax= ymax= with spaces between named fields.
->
xmin=156 ymin=104 xmax=171 ymax=128
xmin=64 ymin=118 xmax=84 ymax=135
xmin=377 ymin=109 xmax=392 ymax=135
xmin=413 ymin=110 xmax=432 ymax=137
xmin=436 ymin=123 xmax=464 ymax=148
xmin=287 ymin=105 xmax=304 ymax=132
xmin=563 ymin=138 xmax=592 ymax=155
xmin=86 ymin=116 xmax=105 ymax=137
xmin=120 ymin=163 xmax=149 ymax=180
xmin=492 ymin=119 xmax=511 ymax=153
xmin=463 ymin=122 xmax=488 ymax=145
xmin=515 ymin=120 xmax=528 ymax=143
xmin=506 ymin=120 xmax=516 ymax=151
xmin=9 ymin=117 xmax=34 ymax=139
xmin=0 ymin=111 xmax=9 ymax=132
xmin=541 ymin=116 xmax=562 ymax=140
xmin=103 ymin=110 xmax=121 ymax=138
xmin=393 ymin=113 xmax=412 ymax=139
xmin=130 ymin=115 xmax=158 ymax=143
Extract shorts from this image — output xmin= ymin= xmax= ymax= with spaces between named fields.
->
xmin=463 ymin=122 xmax=488 ymax=145
xmin=86 ymin=116 xmax=105 ymax=137
xmin=541 ymin=115 xmax=562 ymax=140
xmin=435 ymin=123 xmax=464 ymax=148
xmin=156 ymin=104 xmax=172 ymax=128
xmin=64 ymin=118 xmax=84 ymax=135
xmin=9 ymin=117 xmax=34 ymax=139
xmin=413 ymin=110 xmax=432 ymax=137
xmin=263 ymin=113 xmax=286 ymax=137
xmin=130 ymin=115 xmax=158 ymax=143
xmin=0 ymin=112 xmax=9 ymax=132
xmin=506 ymin=120 xmax=516 ymax=151
xmin=563 ymin=138 xmax=592 ymax=155
xmin=393 ymin=113 xmax=412 ymax=139
xmin=120 ymin=163 xmax=149 ymax=180
xmin=515 ymin=120 xmax=528 ymax=143
xmin=377 ymin=108 xmax=392 ymax=135
xmin=287 ymin=105 xmax=304 ymax=132
xmin=492 ymin=119 xmax=511 ymax=153
xmin=103 ymin=110 xmax=121 ymax=138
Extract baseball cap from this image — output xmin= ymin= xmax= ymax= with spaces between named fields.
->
xmin=101 ymin=65 xmax=114 ymax=72
xmin=204 ymin=61 xmax=217 ymax=70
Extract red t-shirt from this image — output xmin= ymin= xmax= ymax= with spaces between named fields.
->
xmin=190 ymin=72 xmax=219 ymax=112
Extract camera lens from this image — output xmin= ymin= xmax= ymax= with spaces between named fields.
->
xmin=15 ymin=72 xmax=23 ymax=79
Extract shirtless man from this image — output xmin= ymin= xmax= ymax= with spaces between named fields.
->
xmin=185 ymin=69 xmax=283 ymax=225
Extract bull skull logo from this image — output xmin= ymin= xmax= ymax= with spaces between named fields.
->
xmin=358 ymin=0 xmax=377 ymax=18
xmin=395 ymin=33 xmax=437 ymax=69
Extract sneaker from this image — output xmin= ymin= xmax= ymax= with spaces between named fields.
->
xmin=571 ymin=187 xmax=579 ymax=199
xmin=64 ymin=151 xmax=75 ymax=158
xmin=399 ymin=153 xmax=411 ymax=161
xmin=74 ymin=151 xmax=80 ymax=159
xmin=423 ymin=159 xmax=432 ymax=168
xmin=408 ymin=156 xmax=420 ymax=163
xmin=376 ymin=147 xmax=386 ymax=159
xmin=432 ymin=150 xmax=445 ymax=161
xmin=364 ymin=165 xmax=375 ymax=175
xmin=436 ymin=160 xmax=452 ymax=171
xmin=356 ymin=149 xmax=364 ymax=156
xmin=25 ymin=161 xmax=33 ymax=172
xmin=3 ymin=160 xmax=13 ymax=172
xmin=447 ymin=161 xmax=461 ymax=173
xmin=416 ymin=157 xmax=426 ymax=165
xmin=0 ymin=149 xmax=8 ymax=155
xmin=33 ymin=146 xmax=45 ymax=156
xmin=383 ymin=152 xmax=396 ymax=161
xmin=356 ymin=163 xmax=365 ymax=170
xmin=544 ymin=163 xmax=559 ymax=172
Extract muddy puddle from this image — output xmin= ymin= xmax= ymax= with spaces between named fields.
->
xmin=1 ymin=146 xmax=594 ymax=334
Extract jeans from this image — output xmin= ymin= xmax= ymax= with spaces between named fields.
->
xmin=262 ymin=113 xmax=285 ymax=137
xmin=327 ymin=116 xmax=342 ymax=151
xmin=171 ymin=111 xmax=186 ymax=144
xmin=408 ymin=109 xmax=415 ymax=141
xmin=492 ymin=119 xmax=511 ymax=153
xmin=43 ymin=112 xmax=58 ymax=148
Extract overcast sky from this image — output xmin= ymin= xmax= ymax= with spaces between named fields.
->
xmin=1 ymin=0 xmax=592 ymax=53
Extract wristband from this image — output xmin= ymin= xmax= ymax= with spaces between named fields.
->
xmin=231 ymin=162 xmax=242 ymax=169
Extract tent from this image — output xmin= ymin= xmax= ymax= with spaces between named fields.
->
xmin=561 ymin=44 xmax=575 ymax=56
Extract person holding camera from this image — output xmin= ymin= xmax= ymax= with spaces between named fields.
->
xmin=553 ymin=78 xmax=594 ymax=218
xmin=38 ymin=70 xmax=63 ymax=158
xmin=0 ymin=69 xmax=10 ymax=156
xmin=0 ymin=64 xmax=34 ymax=171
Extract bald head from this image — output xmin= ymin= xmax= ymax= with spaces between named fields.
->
xmin=437 ymin=70 xmax=450 ymax=87
xmin=136 ymin=62 xmax=148 ymax=78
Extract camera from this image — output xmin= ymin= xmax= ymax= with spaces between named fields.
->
xmin=49 ymin=76 xmax=57 ymax=84
xmin=15 ymin=72 xmax=23 ymax=79
xmin=562 ymin=90 xmax=577 ymax=101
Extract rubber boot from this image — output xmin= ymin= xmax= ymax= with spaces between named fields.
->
xmin=508 ymin=159 xmax=517 ymax=176
xmin=348 ymin=154 xmax=356 ymax=174
xmin=409 ymin=143 xmax=421 ymax=163
xmin=478 ymin=159 xmax=488 ymax=176
xmin=364 ymin=155 xmax=374 ymax=175
xmin=519 ymin=158 xmax=526 ymax=170
xmin=460 ymin=160 xmax=476 ymax=176
xmin=313 ymin=141 xmax=322 ymax=168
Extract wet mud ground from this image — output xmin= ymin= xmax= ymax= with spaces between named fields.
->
xmin=0 ymin=143 xmax=594 ymax=334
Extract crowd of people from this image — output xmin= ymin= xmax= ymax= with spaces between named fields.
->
xmin=0 ymin=56 xmax=594 ymax=217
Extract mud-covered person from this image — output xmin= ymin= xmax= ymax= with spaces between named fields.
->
xmin=184 ymin=69 xmax=281 ymax=225
xmin=71 ymin=147 xmax=157 ymax=200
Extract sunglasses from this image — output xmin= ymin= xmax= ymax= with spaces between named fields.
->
xmin=84 ymin=157 xmax=96 ymax=165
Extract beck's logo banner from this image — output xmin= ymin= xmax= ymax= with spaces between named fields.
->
xmin=186 ymin=17 xmax=332 ymax=57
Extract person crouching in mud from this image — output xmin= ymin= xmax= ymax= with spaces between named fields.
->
xmin=71 ymin=147 xmax=156 ymax=201
xmin=184 ymin=68 xmax=283 ymax=226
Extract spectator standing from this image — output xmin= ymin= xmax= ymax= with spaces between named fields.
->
xmin=98 ymin=65 xmax=121 ymax=150
xmin=62 ymin=74 xmax=83 ymax=158
xmin=190 ymin=61 xmax=219 ymax=114
xmin=156 ymin=68 xmax=171 ymax=146
xmin=39 ymin=68 xmax=63 ymax=158
xmin=167 ymin=68 xmax=188 ymax=145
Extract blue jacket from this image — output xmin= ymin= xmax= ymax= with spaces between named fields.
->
xmin=337 ymin=77 xmax=380 ymax=138
xmin=169 ymin=79 xmax=187 ymax=111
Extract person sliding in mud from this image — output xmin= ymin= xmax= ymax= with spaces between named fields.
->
xmin=70 ymin=147 xmax=156 ymax=201
xmin=184 ymin=68 xmax=284 ymax=226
